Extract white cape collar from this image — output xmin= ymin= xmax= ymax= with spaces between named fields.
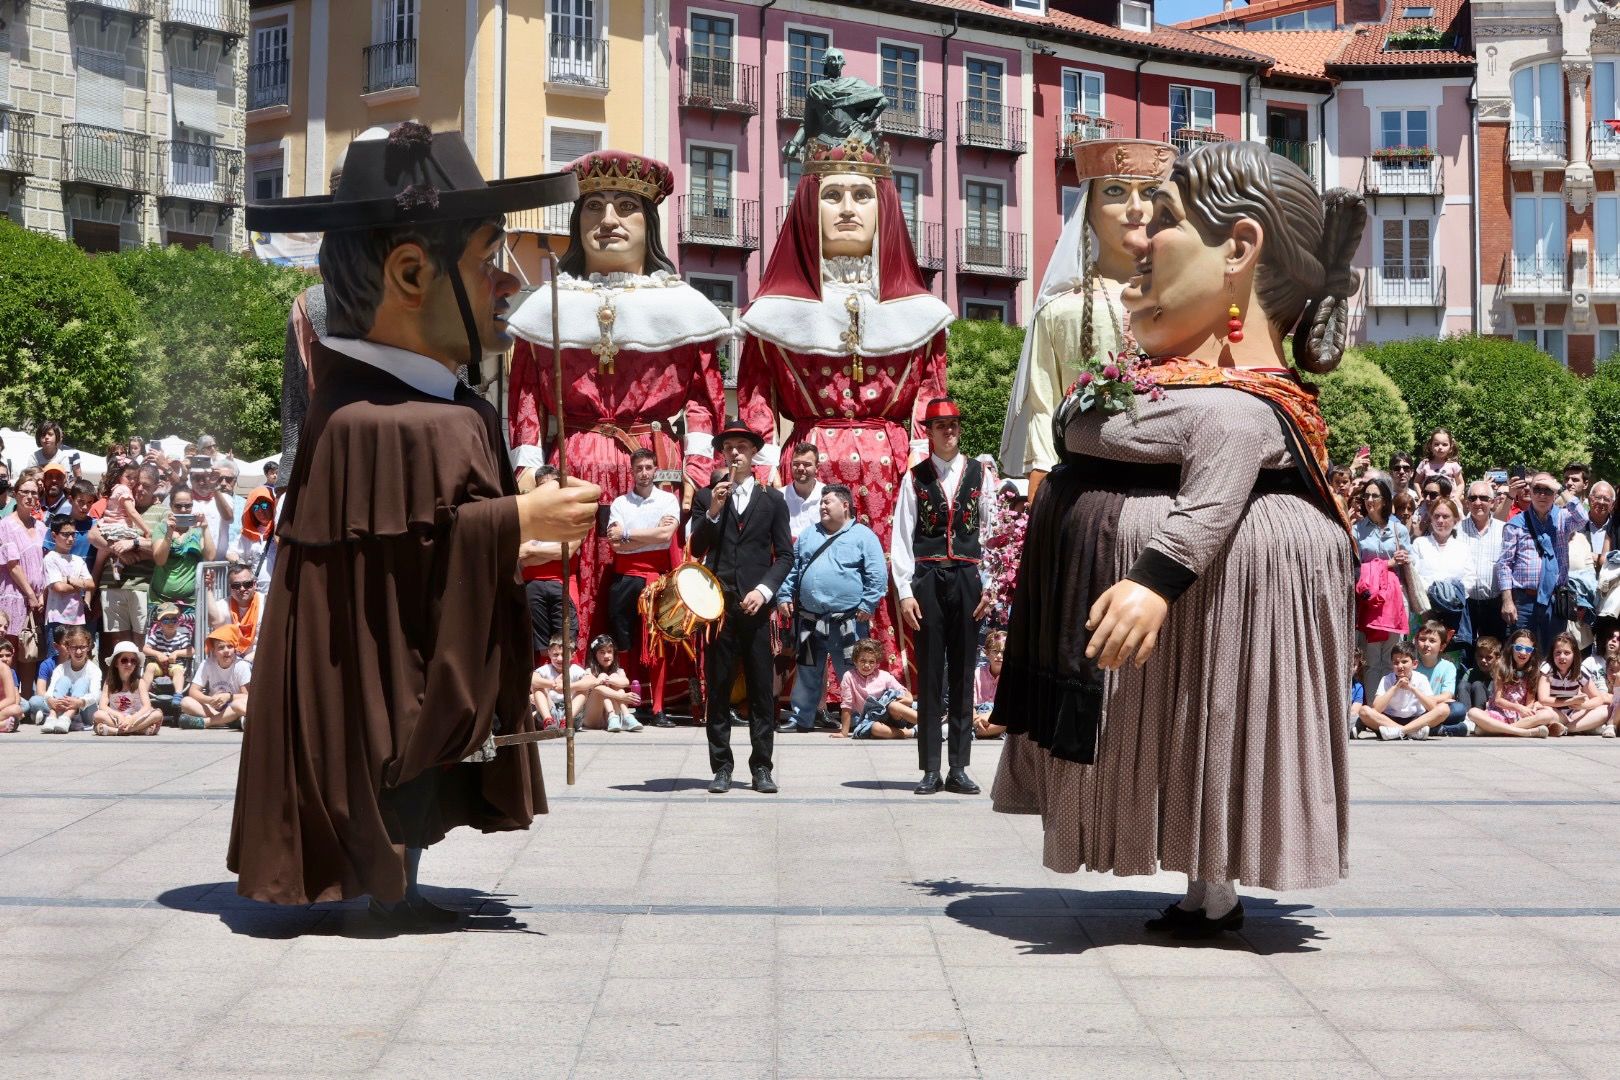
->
xmin=508 ymin=271 xmax=733 ymax=351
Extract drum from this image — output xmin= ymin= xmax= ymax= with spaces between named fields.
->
xmin=640 ymin=561 xmax=725 ymax=647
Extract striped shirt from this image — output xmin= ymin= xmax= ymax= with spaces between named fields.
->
xmin=144 ymin=622 xmax=193 ymax=656
xmin=1540 ymin=661 xmax=1583 ymax=704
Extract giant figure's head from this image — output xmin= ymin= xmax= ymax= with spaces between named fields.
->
xmin=819 ymin=171 xmax=878 ymax=258
xmin=559 ymin=151 xmax=677 ymax=278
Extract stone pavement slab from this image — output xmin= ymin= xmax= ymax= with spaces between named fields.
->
xmin=2 ymin=728 xmax=1619 ymax=1077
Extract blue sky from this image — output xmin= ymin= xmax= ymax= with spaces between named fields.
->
xmin=1155 ymin=0 xmax=1231 ymax=24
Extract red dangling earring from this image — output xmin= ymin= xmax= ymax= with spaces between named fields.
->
xmin=1225 ymin=277 xmax=1244 ymax=344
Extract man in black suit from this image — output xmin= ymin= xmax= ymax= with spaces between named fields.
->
xmin=690 ymin=420 xmax=793 ymax=794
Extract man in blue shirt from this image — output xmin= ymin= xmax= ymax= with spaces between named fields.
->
xmin=1496 ymin=472 xmax=1589 ymax=654
xmin=775 ymin=484 xmax=888 ymax=733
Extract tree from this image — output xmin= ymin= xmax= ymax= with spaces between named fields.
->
xmin=1585 ymin=356 xmax=1620 ymax=484
xmin=1359 ymin=336 xmax=1460 ymax=462
xmin=0 ymin=220 xmax=146 ymax=450
xmin=106 ymin=245 xmax=311 ymax=459
xmin=1450 ymin=337 xmax=1590 ymax=476
xmin=1309 ymin=351 xmax=1415 ymax=469
xmin=946 ymin=319 xmax=1024 ymax=460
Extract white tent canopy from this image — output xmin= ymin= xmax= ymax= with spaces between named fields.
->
xmin=1 ymin=428 xmax=107 ymax=484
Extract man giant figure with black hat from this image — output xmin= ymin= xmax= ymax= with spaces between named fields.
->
xmin=892 ymin=399 xmax=994 ymax=796
xmin=228 ymin=124 xmax=600 ymax=926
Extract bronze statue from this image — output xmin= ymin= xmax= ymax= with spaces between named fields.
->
xmin=782 ymin=49 xmax=888 ymax=161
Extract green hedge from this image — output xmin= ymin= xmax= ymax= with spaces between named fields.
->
xmin=1359 ymin=337 xmax=1460 ymax=462
xmin=947 ymin=319 xmax=1025 ymax=460
xmin=1448 ymin=337 xmax=1590 ymax=477
xmin=1310 ymin=352 xmax=1415 ymax=469
xmin=1585 ymin=357 xmax=1620 ymax=483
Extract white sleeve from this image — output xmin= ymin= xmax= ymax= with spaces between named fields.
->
xmin=755 ymin=443 xmax=781 ymax=469
xmin=607 ymin=497 xmax=629 ymax=531
xmin=44 ymin=555 xmax=66 ymax=586
xmin=684 ymin=431 xmax=713 ymax=455
xmin=891 ymin=474 xmax=918 ymax=601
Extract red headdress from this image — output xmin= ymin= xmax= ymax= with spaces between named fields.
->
xmin=569 ymin=150 xmax=675 ymax=207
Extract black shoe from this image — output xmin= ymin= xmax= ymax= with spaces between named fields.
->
xmin=914 ymin=771 xmax=942 ymax=795
xmin=944 ymin=768 xmax=980 ymax=795
xmin=653 ymin=713 xmax=676 ymax=728
xmin=1145 ymin=903 xmax=1204 ymax=933
xmin=813 ymin=711 xmax=841 ymax=732
xmin=776 ymin=720 xmax=807 ymax=734
xmin=708 ymin=768 xmax=732 ymax=794
xmin=1173 ymin=901 xmax=1245 ymax=940
xmin=751 ymin=767 xmax=778 ymax=794
xmin=729 ymin=710 xmax=748 ymax=728
xmin=405 ymin=891 xmax=464 ymax=925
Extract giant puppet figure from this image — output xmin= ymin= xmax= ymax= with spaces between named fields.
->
xmin=507 ymin=152 xmax=731 ymax=668
xmin=999 ymin=139 xmax=1175 ymax=494
xmin=229 ymin=126 xmax=600 ymax=927
xmin=738 ymin=53 xmax=952 ymax=672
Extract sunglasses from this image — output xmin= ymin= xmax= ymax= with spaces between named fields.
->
xmin=1531 ymin=485 xmax=1560 ymax=496
xmin=1512 ymin=645 xmax=1535 ymax=654
xmin=230 ymin=582 xmax=255 ymax=591
xmin=117 ymin=657 xmax=138 ymax=664
xmin=1423 ymin=491 xmax=1441 ymax=500
xmin=1466 ymin=494 xmax=1493 ymax=502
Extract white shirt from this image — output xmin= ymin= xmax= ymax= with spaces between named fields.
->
xmin=890 ymin=452 xmax=994 ymax=601
xmin=30 ymin=445 xmax=82 ymax=475
xmin=195 ymin=493 xmax=232 ymax=561
xmin=1376 ymin=671 xmax=1434 ymax=720
xmin=1411 ymin=532 xmax=1472 ymax=602
xmin=609 ymin=487 xmax=681 ymax=555
xmin=1459 ymin=514 xmax=1506 ymax=598
xmin=322 ymin=335 xmax=459 ymax=400
xmin=784 ymin=481 xmax=825 ymax=541
xmin=707 ymin=475 xmax=758 ymax=522
xmin=43 ymin=551 xmax=91 ymax=624
xmin=191 ymin=656 xmax=252 ymax=697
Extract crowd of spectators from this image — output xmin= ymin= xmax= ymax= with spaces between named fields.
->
xmin=1339 ymin=427 xmax=1620 ymax=741
xmin=0 ymin=422 xmax=266 ymax=735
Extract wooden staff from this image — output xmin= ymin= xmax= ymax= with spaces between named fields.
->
xmin=493 ymin=251 xmax=579 ymax=788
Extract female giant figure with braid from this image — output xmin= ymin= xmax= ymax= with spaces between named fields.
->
xmin=993 ymin=142 xmax=1366 ymax=938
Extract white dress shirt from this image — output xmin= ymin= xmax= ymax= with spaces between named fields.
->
xmin=890 ymin=452 xmax=994 ymax=601
xmin=705 ymin=475 xmax=774 ymax=606
xmin=609 ymin=487 xmax=681 ymax=554
xmin=1459 ymin=514 xmax=1506 ymax=599
xmin=322 ymin=335 xmax=460 ymax=400
xmin=1411 ymin=532 xmax=1472 ymax=602
xmin=784 ymin=480 xmax=825 ymax=541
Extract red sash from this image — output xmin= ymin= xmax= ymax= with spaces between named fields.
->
xmin=613 ymin=548 xmax=673 ymax=582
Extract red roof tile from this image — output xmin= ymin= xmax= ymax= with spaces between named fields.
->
xmin=1330 ymin=0 xmax=1472 ymax=68
xmin=1173 ymin=0 xmax=1328 ymax=32
xmin=1196 ymin=28 xmax=1356 ymax=80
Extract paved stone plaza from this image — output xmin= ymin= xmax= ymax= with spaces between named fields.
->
xmin=2 ymin=728 xmax=1619 ymax=1079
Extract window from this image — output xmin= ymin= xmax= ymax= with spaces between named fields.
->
xmin=1 ymin=23 xmax=13 ymax=108
xmin=1599 ymin=328 xmax=1620 ymax=362
xmin=1402 ymin=6 xmax=1434 ymax=16
xmin=880 ymin=43 xmax=921 ymax=124
xmin=965 ymin=57 xmax=1004 ymax=136
xmin=785 ymin=158 xmax=802 ymax=200
xmin=250 ymin=23 xmax=290 ymax=110
xmin=550 ymin=0 xmax=601 ymax=82
xmin=1169 ymin=84 xmax=1215 ymax=133
xmin=369 ymin=0 xmax=417 ymax=90
xmin=964 ymin=300 xmax=1007 ymax=322
xmin=1516 ymin=328 xmax=1567 ymax=365
xmin=1118 ymin=1 xmax=1151 ymax=32
xmin=1511 ymin=62 xmax=1564 ymax=139
xmin=964 ymin=180 xmax=1004 ymax=264
xmin=377 ymin=0 xmax=416 ymax=44
xmin=690 ymin=145 xmax=734 ymax=222
xmin=72 ymin=220 xmax=123 ymax=254
xmin=1597 ymin=62 xmax=1618 ymax=125
xmin=1379 ymin=108 xmax=1430 ymax=151
xmin=548 ymin=127 xmax=600 ymax=168
xmin=894 ymin=170 xmax=920 ymax=243
xmin=1062 ymin=69 xmax=1104 ymax=118
xmin=1254 ymin=8 xmax=1336 ymax=29
xmin=74 ymin=47 xmax=126 ymax=130
xmin=1596 ymin=196 xmax=1618 ymax=288
xmin=1512 ymin=194 xmax=1565 ymax=281
xmin=251 ymin=159 xmax=284 ymax=202
xmin=690 ymin=14 xmax=735 ymax=96
xmin=787 ymin=28 xmax=829 ymax=107
xmin=169 ymin=125 xmax=215 ymax=193
xmin=1060 ymin=186 xmax=1083 ymax=222
xmin=1380 ymin=219 xmax=1431 ymax=280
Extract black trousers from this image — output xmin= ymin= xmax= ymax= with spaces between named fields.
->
xmin=525 ymin=579 xmax=564 ymax=654
xmin=705 ymin=594 xmax=775 ymax=774
xmin=914 ymin=562 xmax=980 ymax=772
xmin=1463 ymin=597 xmax=1508 ymax=667
xmin=607 ymin=573 xmax=649 ymax=655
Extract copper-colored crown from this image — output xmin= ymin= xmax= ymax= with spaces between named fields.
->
xmin=1071 ymin=139 xmax=1177 ymax=184
xmin=570 ymin=150 xmax=675 ymax=205
xmin=803 ymin=136 xmax=893 ymax=179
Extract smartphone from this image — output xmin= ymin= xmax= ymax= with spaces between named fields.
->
xmin=1357 ymin=445 xmax=1370 ymax=458
xmin=1487 ymin=469 xmax=1508 ymax=485
xmin=1509 ymin=464 xmax=1527 ymax=481
xmin=173 ymin=513 xmax=196 ymax=529
xmin=189 ymin=455 xmax=213 ymax=472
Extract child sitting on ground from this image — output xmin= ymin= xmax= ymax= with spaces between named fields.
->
xmin=41 ymin=627 xmax=100 ymax=733
xmin=973 ymin=631 xmax=1007 ymax=740
xmin=0 ymin=637 xmax=21 ymax=733
xmin=95 ymin=641 xmax=162 ymax=736
xmin=834 ymin=639 xmax=918 ymax=740
xmin=1457 ymin=637 xmax=1500 ymax=714
xmin=1581 ymin=627 xmax=1618 ymax=737
xmin=1415 ymin=620 xmax=1471 ymax=736
xmin=1542 ymin=632 xmax=1609 ymax=735
xmin=1465 ymin=629 xmax=1561 ymax=737
xmin=580 ymin=634 xmax=643 ymax=732
xmin=180 ymin=626 xmax=252 ymax=730
xmin=1356 ymin=638 xmax=1446 ymax=740
xmin=532 ymin=636 xmax=594 ymax=731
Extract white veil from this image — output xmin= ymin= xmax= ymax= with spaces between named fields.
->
xmin=998 ymin=180 xmax=1097 ymax=477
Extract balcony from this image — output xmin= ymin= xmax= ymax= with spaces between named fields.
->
xmin=1366 ymin=264 xmax=1445 ymax=308
xmin=506 ymin=203 xmax=572 ymax=237
xmin=1592 ymin=121 xmax=1620 ymax=166
xmin=363 ymin=38 xmax=417 ymax=95
xmin=0 ymin=107 xmax=38 ymax=192
xmin=880 ymin=91 xmax=944 ymax=142
xmin=62 ymin=124 xmax=149 ymax=192
xmin=1057 ymin=115 xmax=1117 ymax=160
xmin=956 ymin=228 xmax=1027 ymax=279
xmin=958 ymin=101 xmax=1026 ymax=154
xmin=912 ymin=220 xmax=944 ymax=272
xmin=1167 ymin=127 xmax=1227 ymax=157
xmin=548 ymin=34 xmax=608 ymax=94
xmin=1507 ymin=122 xmax=1566 ymax=168
xmin=157 ymin=140 xmax=242 ymax=206
xmin=160 ymin=1 xmax=246 ymax=40
xmin=1267 ymin=137 xmax=1315 ymax=181
xmin=1593 ymin=253 xmax=1620 ymax=296
xmin=1504 ymin=254 xmax=1568 ymax=299
xmin=777 ymin=71 xmax=810 ymax=120
xmin=680 ymin=59 xmax=759 ymax=115
xmin=1360 ymin=155 xmax=1443 ymax=199
xmin=247 ymin=58 xmax=289 ymax=112
xmin=66 ymin=0 xmax=153 ymax=27
xmin=678 ymin=195 xmax=760 ymax=250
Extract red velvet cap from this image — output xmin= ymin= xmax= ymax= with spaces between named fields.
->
xmin=922 ymin=399 xmax=962 ymax=424
xmin=570 ymin=150 xmax=675 ymax=206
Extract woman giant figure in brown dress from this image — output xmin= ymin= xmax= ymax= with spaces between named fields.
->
xmin=993 ymin=142 xmax=1366 ymax=936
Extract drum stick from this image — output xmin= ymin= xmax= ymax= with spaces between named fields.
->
xmin=547 ymin=250 xmax=577 ymax=787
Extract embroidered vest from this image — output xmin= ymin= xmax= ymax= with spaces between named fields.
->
xmin=910 ymin=457 xmax=983 ymax=564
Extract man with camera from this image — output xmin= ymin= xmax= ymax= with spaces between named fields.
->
xmin=189 ymin=456 xmax=236 ymax=559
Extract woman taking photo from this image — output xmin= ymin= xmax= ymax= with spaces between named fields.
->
xmin=994 ymin=142 xmax=1364 ymax=936
xmin=151 ymin=487 xmax=217 ymax=634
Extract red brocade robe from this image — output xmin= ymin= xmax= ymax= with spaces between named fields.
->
xmin=507 ymin=272 xmax=730 ymax=650
xmin=737 ymin=261 xmax=953 ymax=671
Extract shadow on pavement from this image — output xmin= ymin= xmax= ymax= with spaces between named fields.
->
xmin=909 ymin=878 xmax=1326 ymax=955
xmin=841 ymin=780 xmax=917 ymax=791
xmin=608 ymin=777 xmax=715 ymax=793
xmin=155 ymin=882 xmax=543 ymax=938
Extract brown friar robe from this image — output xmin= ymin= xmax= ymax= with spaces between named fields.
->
xmin=228 ymin=340 xmax=544 ymax=905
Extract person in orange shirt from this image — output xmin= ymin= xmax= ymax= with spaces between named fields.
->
xmin=225 ymin=562 xmax=262 ymax=664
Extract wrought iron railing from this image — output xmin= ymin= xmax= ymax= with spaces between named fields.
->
xmin=956 ymin=228 xmax=1027 ymax=279
xmin=247 ymin=58 xmax=289 ymax=111
xmin=958 ymin=100 xmax=1027 ymax=154
xmin=548 ymin=34 xmax=608 ymax=89
xmin=1167 ymin=127 xmax=1227 ymax=156
xmin=67 ymin=0 xmax=155 ymax=21
xmin=1507 ymin=121 xmax=1567 ymax=163
xmin=1267 ymin=137 xmax=1315 ymax=179
xmin=1591 ymin=253 xmax=1620 ymax=292
xmin=363 ymin=38 xmax=418 ymax=94
xmin=911 ymin=220 xmax=943 ymax=271
xmin=1057 ymin=115 xmax=1117 ymax=159
xmin=1504 ymin=254 xmax=1567 ymax=295
xmin=681 ymin=58 xmax=759 ymax=114
xmin=1591 ymin=121 xmax=1620 ymax=163
xmin=0 ymin=107 xmax=38 ymax=181
xmin=62 ymin=123 xmax=149 ymax=190
xmin=777 ymin=70 xmax=811 ymax=120
xmin=160 ymin=0 xmax=246 ymax=37
xmin=1360 ymin=155 xmax=1443 ymax=197
xmin=880 ymin=91 xmax=944 ymax=142
xmin=158 ymin=140 xmax=242 ymax=205
xmin=678 ymin=195 xmax=760 ymax=250
xmin=1367 ymin=264 xmax=1444 ymax=307
xmin=506 ymin=203 xmax=572 ymax=236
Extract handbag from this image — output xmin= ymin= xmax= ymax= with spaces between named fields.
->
xmin=15 ymin=618 xmax=40 ymax=663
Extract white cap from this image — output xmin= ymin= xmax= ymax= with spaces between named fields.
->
xmin=108 ymin=640 xmax=142 ymax=662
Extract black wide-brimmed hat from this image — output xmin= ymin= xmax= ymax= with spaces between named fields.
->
xmin=712 ymin=419 xmax=766 ymax=452
xmin=245 ymin=123 xmax=578 ymax=233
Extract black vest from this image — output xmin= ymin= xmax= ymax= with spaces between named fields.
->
xmin=910 ymin=457 xmax=983 ymax=564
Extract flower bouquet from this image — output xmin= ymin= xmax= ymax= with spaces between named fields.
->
xmin=1064 ymin=351 xmax=1164 ymax=417
xmin=981 ymin=488 xmax=1029 ymax=630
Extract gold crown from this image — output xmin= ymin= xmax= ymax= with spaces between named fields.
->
xmin=572 ymin=152 xmax=674 ymax=205
xmin=803 ymin=136 xmax=893 ymax=179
